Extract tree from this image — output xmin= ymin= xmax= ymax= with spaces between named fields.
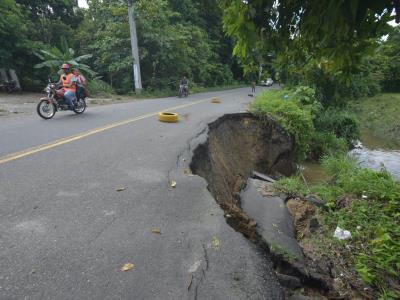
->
xmin=0 ymin=0 xmax=28 ymax=68
xmin=220 ymin=0 xmax=397 ymax=74
xmin=34 ymin=37 xmax=96 ymax=78
xmin=378 ymin=27 xmax=400 ymax=92
xmin=77 ymin=0 xmax=237 ymax=93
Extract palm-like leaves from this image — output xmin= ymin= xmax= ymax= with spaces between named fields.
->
xmin=34 ymin=37 xmax=96 ymax=78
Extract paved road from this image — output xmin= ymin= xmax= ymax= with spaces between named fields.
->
xmin=0 ymin=87 xmax=283 ymax=299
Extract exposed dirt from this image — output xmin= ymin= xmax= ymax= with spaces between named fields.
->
xmin=190 ymin=113 xmax=337 ymax=298
xmin=190 ymin=113 xmax=295 ymax=240
xmin=286 ymin=199 xmax=316 ymax=239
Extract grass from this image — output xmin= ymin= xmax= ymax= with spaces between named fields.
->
xmin=251 ymin=89 xmax=315 ymax=160
xmin=190 ymin=83 xmax=247 ymax=94
xmin=350 ymin=93 xmax=400 ymax=149
xmin=275 ymin=154 xmax=400 ymax=298
xmin=91 ymin=83 xmax=248 ymax=100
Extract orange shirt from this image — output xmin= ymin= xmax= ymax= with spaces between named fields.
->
xmin=60 ymin=73 xmax=77 ymax=92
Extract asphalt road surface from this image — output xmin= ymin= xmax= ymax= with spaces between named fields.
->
xmin=0 ymin=87 xmax=283 ymax=299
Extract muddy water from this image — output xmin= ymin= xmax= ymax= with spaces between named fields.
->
xmin=302 ymin=129 xmax=400 ymax=183
xmin=350 ymin=129 xmax=400 ymax=180
xmin=299 ymin=161 xmax=329 ymax=184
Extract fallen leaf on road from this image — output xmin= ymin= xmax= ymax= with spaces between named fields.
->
xmin=151 ymin=228 xmax=161 ymax=234
xmin=183 ymin=169 xmax=193 ymax=175
xmin=211 ymin=236 xmax=220 ymax=250
xmin=187 ymin=274 xmax=193 ymax=290
xmin=171 ymin=181 xmax=177 ymax=188
xmin=120 ymin=263 xmax=135 ymax=271
xmin=211 ymin=98 xmax=221 ymax=103
xmin=116 ymin=187 xmax=126 ymax=192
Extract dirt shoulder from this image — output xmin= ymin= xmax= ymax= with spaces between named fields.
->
xmin=0 ymin=92 xmax=140 ymax=117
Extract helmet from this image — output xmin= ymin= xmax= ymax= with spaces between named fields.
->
xmin=61 ymin=63 xmax=70 ymax=69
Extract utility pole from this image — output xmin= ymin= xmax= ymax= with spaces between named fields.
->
xmin=127 ymin=0 xmax=142 ymax=93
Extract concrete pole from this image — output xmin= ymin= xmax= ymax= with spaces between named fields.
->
xmin=127 ymin=0 xmax=142 ymax=93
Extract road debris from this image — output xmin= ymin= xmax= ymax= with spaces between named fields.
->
xmin=120 ymin=263 xmax=135 ymax=271
xmin=187 ymin=274 xmax=193 ymax=290
xmin=211 ymin=236 xmax=220 ymax=250
xmin=170 ymin=181 xmax=177 ymax=188
xmin=183 ymin=169 xmax=193 ymax=176
xmin=151 ymin=227 xmax=161 ymax=234
xmin=211 ymin=98 xmax=221 ymax=103
xmin=159 ymin=112 xmax=179 ymax=123
xmin=116 ymin=187 xmax=126 ymax=192
xmin=333 ymin=226 xmax=351 ymax=240
xmin=252 ymin=171 xmax=276 ymax=182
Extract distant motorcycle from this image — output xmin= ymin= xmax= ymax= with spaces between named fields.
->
xmin=0 ymin=80 xmax=20 ymax=93
xmin=179 ymin=84 xmax=188 ymax=98
xmin=37 ymin=80 xmax=86 ymax=119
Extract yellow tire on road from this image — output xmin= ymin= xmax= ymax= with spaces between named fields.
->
xmin=158 ymin=112 xmax=179 ymax=123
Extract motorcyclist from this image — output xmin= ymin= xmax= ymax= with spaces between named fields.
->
xmin=180 ymin=76 xmax=189 ymax=95
xmin=59 ymin=63 xmax=77 ymax=110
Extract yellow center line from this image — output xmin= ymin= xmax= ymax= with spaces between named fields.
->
xmin=0 ymin=97 xmax=213 ymax=165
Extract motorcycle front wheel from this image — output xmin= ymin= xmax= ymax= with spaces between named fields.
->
xmin=73 ymin=98 xmax=86 ymax=114
xmin=37 ymin=99 xmax=56 ymax=119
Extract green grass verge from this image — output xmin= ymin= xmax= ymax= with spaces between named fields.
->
xmin=274 ymin=154 xmax=400 ymax=298
xmin=89 ymin=83 xmax=248 ymax=100
xmin=250 ymin=87 xmax=355 ymax=160
xmin=350 ymin=93 xmax=400 ymax=149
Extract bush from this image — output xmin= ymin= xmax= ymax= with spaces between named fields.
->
xmin=87 ymin=79 xmax=114 ymax=97
xmin=251 ymin=88 xmax=356 ymax=160
xmin=316 ymin=154 xmax=400 ymax=297
xmin=314 ymin=108 xmax=360 ymax=144
xmin=273 ymin=154 xmax=400 ymax=296
xmin=342 ymin=168 xmax=400 ymax=203
xmin=320 ymin=154 xmax=358 ymax=179
xmin=251 ymin=90 xmax=315 ymax=160
xmin=293 ymin=86 xmax=317 ymax=105
xmin=273 ymin=176 xmax=308 ymax=198
xmin=309 ymin=132 xmax=348 ymax=159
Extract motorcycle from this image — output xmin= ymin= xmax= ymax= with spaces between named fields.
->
xmin=37 ymin=80 xmax=86 ymax=119
xmin=0 ymin=80 xmax=20 ymax=93
xmin=178 ymin=84 xmax=189 ymax=98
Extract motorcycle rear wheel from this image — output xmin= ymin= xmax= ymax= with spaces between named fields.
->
xmin=73 ymin=98 xmax=86 ymax=114
xmin=37 ymin=99 xmax=56 ymax=119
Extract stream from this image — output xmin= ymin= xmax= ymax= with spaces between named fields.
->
xmin=302 ymin=130 xmax=400 ymax=183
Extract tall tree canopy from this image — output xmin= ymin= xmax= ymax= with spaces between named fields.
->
xmin=0 ymin=0 xmax=241 ymax=93
xmin=220 ymin=0 xmax=398 ymax=74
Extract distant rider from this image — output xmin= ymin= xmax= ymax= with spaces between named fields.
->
xmin=180 ymin=76 xmax=189 ymax=95
xmin=59 ymin=64 xmax=77 ymax=110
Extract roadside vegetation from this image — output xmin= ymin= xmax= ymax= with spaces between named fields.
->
xmin=274 ymin=155 xmax=400 ymax=298
xmin=1 ymin=0 xmax=246 ymax=96
xmin=350 ymin=94 xmax=400 ymax=149
xmin=220 ymin=1 xmax=400 ymax=298
xmin=247 ymin=27 xmax=400 ymax=300
xmin=251 ymin=87 xmax=353 ymax=160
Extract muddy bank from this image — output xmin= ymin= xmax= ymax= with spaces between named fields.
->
xmin=190 ymin=113 xmax=295 ymax=238
xmin=190 ymin=113 xmax=334 ymax=298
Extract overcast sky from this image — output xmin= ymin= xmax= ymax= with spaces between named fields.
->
xmin=78 ymin=0 xmax=88 ymax=8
